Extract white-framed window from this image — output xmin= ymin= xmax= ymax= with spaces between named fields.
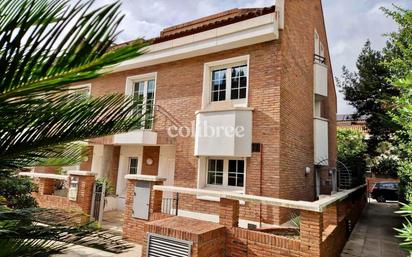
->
xmin=129 ymin=157 xmax=138 ymax=174
xmin=206 ymin=158 xmax=245 ymax=188
xmin=125 ymin=73 xmax=157 ymax=129
xmin=314 ymin=30 xmax=325 ymax=64
xmin=134 ymin=79 xmax=155 ymax=129
xmin=202 ymin=56 xmax=249 ymax=108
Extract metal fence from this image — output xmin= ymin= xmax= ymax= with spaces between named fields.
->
xmin=161 ymin=193 xmax=179 ymax=216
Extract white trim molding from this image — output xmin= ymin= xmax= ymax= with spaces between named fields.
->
xmin=202 ymin=55 xmax=250 ymax=110
xmin=110 ymin=14 xmax=278 ymax=73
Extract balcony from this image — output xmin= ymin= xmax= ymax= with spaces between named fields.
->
xmin=314 ymin=55 xmax=328 ymax=98
xmin=113 ymin=130 xmax=157 ymax=145
xmin=314 ymin=117 xmax=329 ymax=165
xmin=194 ymin=108 xmax=253 ymax=157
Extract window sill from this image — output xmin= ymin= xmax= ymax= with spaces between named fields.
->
xmin=195 ymin=106 xmax=254 ymax=114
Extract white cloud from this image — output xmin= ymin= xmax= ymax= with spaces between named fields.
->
xmin=90 ymin=0 xmax=412 ymax=114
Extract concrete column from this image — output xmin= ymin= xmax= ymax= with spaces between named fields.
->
xmin=219 ymin=198 xmax=240 ymax=228
xmin=300 ymin=210 xmax=323 ymax=257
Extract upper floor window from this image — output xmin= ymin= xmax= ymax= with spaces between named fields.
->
xmin=203 ymin=56 xmax=249 ymax=109
xmin=126 ymin=73 xmax=157 ymax=130
xmin=211 ymin=64 xmax=248 ymax=102
xmin=129 ymin=157 xmax=138 ymax=174
xmin=314 ymin=30 xmax=325 ymax=64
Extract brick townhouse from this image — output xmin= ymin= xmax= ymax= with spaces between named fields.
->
xmin=40 ymin=0 xmax=337 ymax=229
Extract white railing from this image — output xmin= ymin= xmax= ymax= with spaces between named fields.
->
xmin=153 ymin=184 xmax=366 ymax=213
xmin=19 ymin=172 xmax=68 ymax=180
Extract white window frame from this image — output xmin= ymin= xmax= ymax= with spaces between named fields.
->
xmin=128 ymin=157 xmax=139 ymax=175
xmin=202 ymin=55 xmax=250 ymax=109
xmin=125 ymin=73 xmax=157 ymax=129
xmin=204 ymin=157 xmax=246 ymax=190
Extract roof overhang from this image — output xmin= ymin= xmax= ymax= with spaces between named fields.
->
xmin=110 ymin=13 xmax=279 ymax=73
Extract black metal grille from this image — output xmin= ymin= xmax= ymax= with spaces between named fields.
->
xmin=161 ymin=193 xmax=179 ymax=216
xmin=314 ymin=54 xmax=326 ymax=64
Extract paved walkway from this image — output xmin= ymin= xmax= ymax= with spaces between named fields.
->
xmin=341 ymin=201 xmax=408 ymax=257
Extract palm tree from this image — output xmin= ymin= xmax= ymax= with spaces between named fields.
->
xmin=0 ymin=0 xmax=148 ymax=255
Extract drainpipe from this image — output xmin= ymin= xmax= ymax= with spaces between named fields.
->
xmin=259 ymin=144 xmax=263 ymax=228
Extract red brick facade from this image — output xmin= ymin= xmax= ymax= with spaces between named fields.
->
xmin=80 ymin=0 xmax=337 ymax=226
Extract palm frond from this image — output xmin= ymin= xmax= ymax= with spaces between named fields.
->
xmin=0 ymin=92 xmax=144 ymax=171
xmin=0 ymin=0 xmax=147 ymax=99
xmin=0 ymin=208 xmax=133 ymax=256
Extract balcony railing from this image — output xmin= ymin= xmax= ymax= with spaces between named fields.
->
xmin=314 ymin=54 xmax=326 ymax=65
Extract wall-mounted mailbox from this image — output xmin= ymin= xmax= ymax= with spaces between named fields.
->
xmin=68 ymin=176 xmax=79 ymax=201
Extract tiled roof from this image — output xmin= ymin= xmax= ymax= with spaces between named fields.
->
xmin=113 ymin=5 xmax=276 ymax=48
xmin=154 ymin=6 xmax=276 ymax=43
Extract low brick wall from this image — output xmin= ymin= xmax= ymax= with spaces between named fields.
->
xmin=125 ymin=180 xmax=367 ymax=257
xmin=227 ymin=227 xmax=301 ymax=257
xmin=34 ymin=193 xmax=83 ymax=212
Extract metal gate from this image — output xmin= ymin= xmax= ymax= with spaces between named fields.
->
xmin=147 ymin=233 xmax=191 ymax=257
xmin=90 ymin=181 xmax=106 ymax=224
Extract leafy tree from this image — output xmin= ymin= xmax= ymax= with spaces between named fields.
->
xmin=381 ymin=5 xmax=412 ymax=253
xmin=338 ymin=41 xmax=400 ymax=156
xmin=0 ymin=0 xmax=148 ymax=255
xmin=337 ymin=128 xmax=368 ymax=187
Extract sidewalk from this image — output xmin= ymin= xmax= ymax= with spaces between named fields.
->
xmin=53 ymin=244 xmax=142 ymax=257
xmin=341 ymin=200 xmax=408 ymax=257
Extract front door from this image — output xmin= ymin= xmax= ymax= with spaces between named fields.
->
xmin=132 ymin=181 xmax=151 ymax=220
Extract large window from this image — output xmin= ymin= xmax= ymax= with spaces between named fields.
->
xmin=206 ymin=158 xmax=245 ymax=188
xmin=210 ymin=64 xmax=248 ymax=102
xmin=134 ymin=79 xmax=155 ymax=129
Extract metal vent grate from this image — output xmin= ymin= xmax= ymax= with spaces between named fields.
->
xmin=147 ymin=233 xmax=192 ymax=257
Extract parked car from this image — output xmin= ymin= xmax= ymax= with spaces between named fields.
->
xmin=370 ymin=182 xmax=399 ymax=202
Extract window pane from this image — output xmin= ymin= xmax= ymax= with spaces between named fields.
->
xmin=208 ymin=160 xmax=216 ymax=171
xmin=148 ymin=80 xmax=155 ymax=92
xmin=227 ymin=160 xmax=245 ymax=187
xmin=230 ymin=65 xmax=247 ymax=100
xmin=229 ymin=160 xmax=237 ymax=172
xmin=231 ymin=89 xmax=237 ymax=100
xmin=237 ymin=174 xmax=244 ymax=187
xmin=213 ymin=69 xmax=226 ymax=80
xmin=238 ymin=160 xmax=244 ymax=173
xmin=216 ymin=160 xmax=224 ymax=171
xmin=219 ymin=91 xmax=226 ymax=101
xmin=231 ymin=78 xmax=239 ymax=89
xmin=240 ymin=77 xmax=247 ymax=88
xmin=239 ymin=88 xmax=247 ymax=99
xmin=208 ymin=172 xmax=215 ymax=184
xmin=211 ymin=69 xmax=226 ymax=102
xmin=129 ymin=158 xmax=138 ymax=174
xmin=213 ymin=91 xmax=219 ymax=102
xmin=215 ymin=175 xmax=223 ymax=185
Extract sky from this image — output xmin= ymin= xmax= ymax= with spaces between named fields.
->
xmin=94 ymin=0 xmax=412 ymax=114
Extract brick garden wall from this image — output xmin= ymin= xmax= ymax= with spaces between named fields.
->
xmin=34 ymin=193 xmax=83 ymax=212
